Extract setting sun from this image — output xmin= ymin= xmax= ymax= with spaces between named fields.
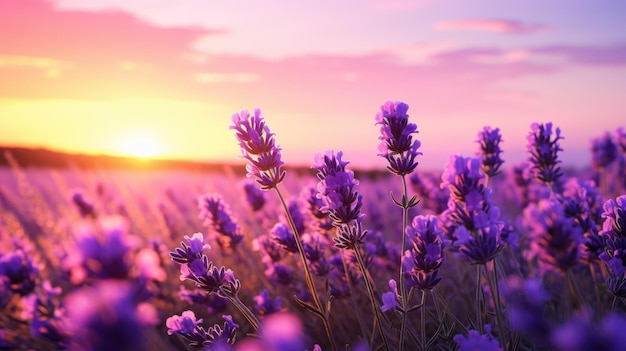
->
xmin=113 ymin=132 xmax=163 ymax=159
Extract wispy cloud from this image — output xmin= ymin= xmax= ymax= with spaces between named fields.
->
xmin=434 ymin=19 xmax=548 ymax=34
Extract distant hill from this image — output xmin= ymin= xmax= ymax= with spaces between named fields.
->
xmin=0 ymin=146 xmax=243 ymax=173
xmin=0 ymin=146 xmax=392 ymax=179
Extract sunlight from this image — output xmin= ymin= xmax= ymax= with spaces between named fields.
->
xmin=113 ymin=132 xmax=163 ymax=159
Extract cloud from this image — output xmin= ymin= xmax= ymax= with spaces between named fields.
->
xmin=194 ymin=72 xmax=260 ymax=84
xmin=532 ymin=44 xmax=626 ymax=66
xmin=0 ymin=55 xmax=69 ymax=78
xmin=434 ymin=19 xmax=548 ymax=34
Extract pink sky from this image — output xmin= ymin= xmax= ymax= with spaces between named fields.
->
xmin=1 ymin=0 xmax=625 ymax=171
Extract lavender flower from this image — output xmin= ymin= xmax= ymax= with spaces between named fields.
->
xmin=270 ymin=223 xmax=299 ymax=254
xmin=440 ymin=155 xmax=503 ymax=264
xmin=63 ymin=281 xmax=150 ymax=351
xmin=375 ymin=100 xmax=422 ymax=176
xmin=503 ymin=276 xmax=550 ymax=342
xmin=231 ymin=108 xmax=285 ymax=189
xmin=523 ymin=199 xmax=582 ymax=274
xmin=591 ymin=132 xmax=618 ymax=169
xmin=527 ymin=122 xmax=564 ymax=186
xmin=264 ymin=262 xmax=295 ymax=286
xmin=0 ymin=249 xmax=37 ymax=296
xmin=303 ymin=184 xmax=334 ymax=232
xmin=63 ymin=216 xmax=139 ymax=283
xmin=558 ymin=178 xmax=603 ymax=264
xmin=253 ymin=288 xmax=282 ymax=316
xmin=405 ymin=215 xmax=445 ymax=290
xmin=167 ymin=312 xmax=238 ymax=349
xmin=312 ymin=150 xmax=366 ymax=249
xmin=476 ymin=126 xmax=504 ymax=179
xmin=381 ymin=279 xmax=399 ymax=312
xmin=599 ymin=195 xmax=626 ymax=296
xmin=198 ymin=194 xmax=244 ymax=249
xmin=453 ymin=325 xmax=502 ymax=351
xmin=242 ymin=180 xmax=266 ymax=211
xmin=551 ymin=312 xmax=626 ymax=351
xmin=170 ymin=233 xmax=241 ymax=298
xmin=166 ymin=310 xmax=204 ymax=336
xmin=69 ymin=188 xmax=96 ymax=218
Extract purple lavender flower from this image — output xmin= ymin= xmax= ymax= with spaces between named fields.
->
xmin=198 ymin=194 xmax=244 ymax=249
xmin=69 ymin=188 xmax=96 ymax=218
xmin=264 ymin=262 xmax=294 ymax=286
xmin=375 ymin=101 xmax=422 ymax=176
xmin=166 ymin=310 xmax=204 ymax=335
xmin=406 ymin=215 xmax=445 ymax=290
xmin=591 ymin=132 xmax=618 ymax=169
xmin=409 ymin=171 xmax=449 ymax=214
xmin=440 ymin=155 xmax=503 ymax=264
xmin=63 ymin=216 xmax=139 ymax=283
xmin=280 ymin=197 xmax=307 ymax=235
xmin=170 ymin=232 xmax=209 ymax=265
xmin=205 ymin=315 xmax=239 ymax=348
xmin=453 ymin=325 xmax=502 ymax=351
xmin=63 ymin=281 xmax=150 ymax=351
xmin=312 ymin=151 xmax=366 ymax=249
xmin=167 ymin=312 xmax=238 ymax=349
xmin=523 ymin=199 xmax=582 ymax=274
xmin=253 ymin=288 xmax=282 ymax=316
xmin=0 ymin=249 xmax=36 ymax=296
xmin=170 ymin=234 xmax=241 ymax=298
xmin=476 ymin=126 xmax=504 ymax=179
xmin=381 ymin=279 xmax=399 ymax=312
xmin=503 ymin=276 xmax=550 ymax=342
xmin=302 ymin=233 xmax=334 ymax=277
xmin=551 ymin=312 xmax=626 ymax=351
xmin=303 ymin=184 xmax=334 ymax=232
xmin=558 ymin=178 xmax=603 ymax=264
xmin=252 ymin=234 xmax=283 ymax=264
xmin=527 ymin=122 xmax=564 ymax=186
xmin=242 ymin=179 xmax=266 ymax=211
xmin=599 ymin=195 xmax=626 ymax=296
xmin=270 ymin=223 xmax=299 ymax=254
xmin=231 ymin=108 xmax=285 ymax=189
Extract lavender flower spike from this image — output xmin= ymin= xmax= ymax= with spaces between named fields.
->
xmin=231 ymin=108 xmax=285 ymax=189
xmin=376 ymin=101 xmax=422 ymax=176
xmin=477 ymin=126 xmax=504 ymax=179
xmin=527 ymin=122 xmax=563 ymax=186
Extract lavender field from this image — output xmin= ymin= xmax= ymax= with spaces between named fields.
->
xmin=1 ymin=103 xmax=626 ymax=351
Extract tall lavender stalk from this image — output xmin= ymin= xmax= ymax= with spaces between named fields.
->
xmin=440 ymin=155 xmax=505 ymax=344
xmin=527 ymin=122 xmax=563 ymax=193
xmin=313 ymin=150 xmax=390 ymax=350
xmin=476 ymin=126 xmax=504 ymax=187
xmin=375 ymin=100 xmax=421 ymax=350
xmin=231 ymin=108 xmax=337 ymax=350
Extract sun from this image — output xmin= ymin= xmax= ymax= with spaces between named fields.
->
xmin=113 ymin=132 xmax=163 ymax=159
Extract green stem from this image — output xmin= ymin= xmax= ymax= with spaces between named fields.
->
xmin=274 ymin=187 xmax=337 ymax=351
xmin=341 ymin=249 xmax=370 ymax=340
xmin=227 ymin=294 xmax=261 ymax=331
xmin=353 ymin=245 xmax=391 ymax=351
xmin=486 ymin=261 xmax=506 ymax=350
xmin=476 ymin=264 xmax=484 ymax=334
xmin=399 ymin=175 xmax=410 ymax=351
xmin=420 ymin=290 xmax=427 ymax=351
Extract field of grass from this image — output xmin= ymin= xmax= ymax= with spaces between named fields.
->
xmin=1 ymin=110 xmax=625 ymax=351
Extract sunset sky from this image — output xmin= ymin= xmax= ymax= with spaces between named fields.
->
xmin=1 ymin=0 xmax=625 ymax=171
